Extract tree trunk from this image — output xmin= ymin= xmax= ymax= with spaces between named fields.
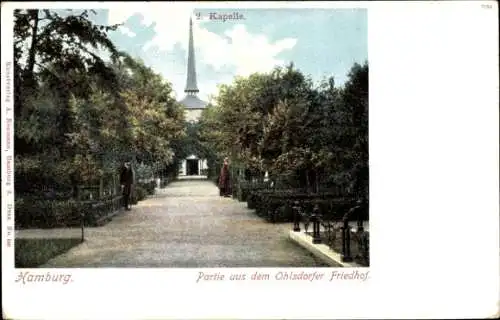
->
xmin=315 ymin=168 xmax=320 ymax=194
xmin=113 ymin=174 xmax=117 ymax=196
xmin=70 ymin=173 xmax=79 ymax=199
xmin=25 ymin=9 xmax=40 ymax=88
xmin=305 ymin=169 xmax=310 ymax=193
xmin=99 ymin=177 xmax=104 ymax=199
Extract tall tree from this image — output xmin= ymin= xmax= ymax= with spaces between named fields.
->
xmin=199 ymin=61 xmax=369 ymax=194
xmin=14 ymin=10 xmax=186 ymax=195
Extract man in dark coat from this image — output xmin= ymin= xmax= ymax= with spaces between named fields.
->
xmin=218 ymin=158 xmax=231 ymax=197
xmin=120 ymin=161 xmax=134 ymax=210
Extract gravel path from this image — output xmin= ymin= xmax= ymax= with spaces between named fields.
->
xmin=34 ymin=180 xmax=329 ymax=268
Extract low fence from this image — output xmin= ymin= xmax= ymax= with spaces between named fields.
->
xmin=292 ymin=200 xmax=369 ymax=266
xmin=15 ymin=180 xmax=159 ymax=230
xmin=234 ymin=179 xmax=370 ymax=266
xmin=15 ymin=195 xmax=124 ymax=229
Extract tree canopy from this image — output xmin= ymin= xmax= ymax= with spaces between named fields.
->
xmin=14 ymin=9 xmax=368 ymax=200
xmin=14 ymin=9 xmax=186 ymax=194
xmin=199 ymin=61 xmax=368 ymax=196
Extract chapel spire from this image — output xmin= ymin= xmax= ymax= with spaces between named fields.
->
xmin=184 ymin=17 xmax=199 ymax=94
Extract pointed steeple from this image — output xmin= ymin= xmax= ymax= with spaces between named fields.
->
xmin=178 ymin=17 xmax=207 ymax=111
xmin=185 ymin=17 xmax=199 ymax=94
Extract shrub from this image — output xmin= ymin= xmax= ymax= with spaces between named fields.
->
xmin=138 ymin=181 xmax=156 ymax=195
xmin=248 ymin=188 xmax=358 ymax=223
xmin=15 ymin=238 xmax=82 ymax=268
xmin=237 ymin=181 xmax=251 ymax=202
xmin=245 ymin=181 xmax=273 ymax=209
xmin=15 ymin=196 xmax=124 ymax=229
xmin=160 ymin=178 xmax=169 ymax=188
xmin=15 ymin=198 xmax=80 ymax=229
xmin=132 ymin=186 xmax=147 ymax=203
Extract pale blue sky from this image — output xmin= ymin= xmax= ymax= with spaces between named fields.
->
xmin=85 ymin=6 xmax=367 ymax=101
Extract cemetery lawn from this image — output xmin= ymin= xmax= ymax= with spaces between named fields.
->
xmin=15 ymin=238 xmax=82 ymax=268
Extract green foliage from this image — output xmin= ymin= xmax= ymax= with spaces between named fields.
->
xmin=173 ymin=121 xmax=210 ymax=160
xmin=137 ymin=181 xmax=156 ymax=195
xmin=135 ymin=163 xmax=155 ymax=181
xmin=15 ymin=195 xmax=124 ymax=229
xmin=14 ymin=9 xmax=186 ymax=197
xmin=199 ymin=61 xmax=369 ymax=196
xmin=132 ymin=186 xmax=147 ymax=203
xmin=15 ymin=238 xmax=82 ymax=268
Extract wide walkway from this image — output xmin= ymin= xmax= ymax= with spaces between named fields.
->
xmin=24 ymin=180 xmax=330 ymax=268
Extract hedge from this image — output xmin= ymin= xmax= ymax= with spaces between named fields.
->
xmin=137 ymin=181 xmax=156 ymax=195
xmin=15 ymin=238 xmax=82 ymax=268
xmin=15 ymin=196 xmax=125 ymax=229
xmin=243 ymin=181 xmax=274 ymax=209
xmin=247 ymin=188 xmax=365 ymax=223
xmin=15 ymin=183 xmax=155 ymax=229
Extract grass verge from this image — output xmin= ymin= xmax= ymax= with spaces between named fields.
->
xmin=15 ymin=238 xmax=82 ymax=268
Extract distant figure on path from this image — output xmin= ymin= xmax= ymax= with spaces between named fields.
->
xmin=218 ymin=157 xmax=231 ymax=197
xmin=120 ymin=161 xmax=134 ymax=210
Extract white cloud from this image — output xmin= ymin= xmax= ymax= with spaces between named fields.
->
xmin=118 ymin=25 xmax=136 ymax=37
xmin=107 ymin=4 xmax=297 ymax=99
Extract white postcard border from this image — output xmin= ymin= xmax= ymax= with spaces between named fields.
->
xmin=2 ymin=1 xmax=499 ymax=319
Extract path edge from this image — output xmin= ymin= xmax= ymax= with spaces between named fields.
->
xmin=288 ymin=230 xmax=362 ymax=268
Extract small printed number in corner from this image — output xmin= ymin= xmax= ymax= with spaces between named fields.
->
xmin=481 ymin=3 xmax=493 ymax=9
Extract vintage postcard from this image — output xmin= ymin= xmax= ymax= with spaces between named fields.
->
xmin=2 ymin=1 xmax=498 ymax=319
